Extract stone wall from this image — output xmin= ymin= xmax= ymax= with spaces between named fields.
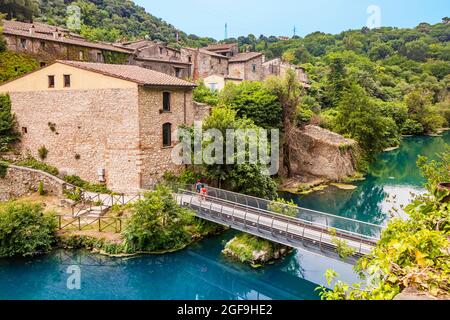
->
xmin=8 ymin=87 xmax=142 ymax=193
xmin=4 ymin=34 xmax=131 ymax=66
xmin=193 ymin=101 xmax=211 ymax=122
xmin=0 ymin=165 xmax=67 ymax=201
xmin=228 ymin=56 xmax=263 ymax=81
xmin=288 ymin=125 xmax=358 ymax=181
xmin=138 ymin=87 xmax=195 ymax=189
xmin=182 ymin=48 xmax=229 ymax=80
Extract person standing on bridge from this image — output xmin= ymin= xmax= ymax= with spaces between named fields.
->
xmin=195 ymin=180 xmax=202 ymax=193
xmin=200 ymin=184 xmax=207 ymax=201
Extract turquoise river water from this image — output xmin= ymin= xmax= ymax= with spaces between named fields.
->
xmin=0 ymin=132 xmax=448 ymax=300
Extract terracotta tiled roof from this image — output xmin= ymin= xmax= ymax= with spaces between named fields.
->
xmin=229 ymin=52 xmax=263 ymax=63
xmin=205 ymin=43 xmax=238 ymax=51
xmin=57 ymin=61 xmax=196 ymax=87
xmin=2 ymin=20 xmax=69 ymax=34
xmin=2 ymin=23 xmax=132 ymax=54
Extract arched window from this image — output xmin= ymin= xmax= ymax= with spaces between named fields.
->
xmin=162 ymin=123 xmax=172 ymax=147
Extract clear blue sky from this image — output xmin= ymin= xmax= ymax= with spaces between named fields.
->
xmin=134 ymin=0 xmax=449 ymax=40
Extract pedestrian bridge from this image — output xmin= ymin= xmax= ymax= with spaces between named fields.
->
xmin=176 ymin=186 xmax=383 ymax=261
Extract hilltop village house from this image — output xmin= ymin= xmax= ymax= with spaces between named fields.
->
xmin=2 ymin=20 xmax=309 ymax=88
xmin=1 ymin=20 xmax=133 ymax=66
xmin=0 ymin=61 xmax=197 ymax=192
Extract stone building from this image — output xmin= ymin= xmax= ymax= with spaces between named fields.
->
xmin=204 ymin=43 xmax=239 ymax=57
xmin=0 ymin=61 xmax=197 ymax=193
xmin=262 ymin=57 xmax=310 ymax=87
xmin=181 ymin=47 xmax=229 ymax=80
xmin=228 ymin=52 xmax=264 ymax=81
xmin=121 ymin=40 xmax=192 ymax=79
xmin=1 ymin=20 xmax=133 ymax=67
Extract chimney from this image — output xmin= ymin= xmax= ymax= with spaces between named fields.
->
xmin=29 ymin=25 xmax=35 ymax=35
xmin=53 ymin=31 xmax=59 ymax=39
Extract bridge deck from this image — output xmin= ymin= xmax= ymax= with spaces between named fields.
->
xmin=177 ymin=191 xmax=377 ymax=259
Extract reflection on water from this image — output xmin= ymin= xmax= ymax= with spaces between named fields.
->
xmin=2 ymin=229 xmax=355 ymax=300
xmin=285 ymin=132 xmax=450 ymax=226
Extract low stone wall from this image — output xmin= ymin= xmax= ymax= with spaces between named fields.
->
xmin=0 ymin=165 xmax=68 ymax=201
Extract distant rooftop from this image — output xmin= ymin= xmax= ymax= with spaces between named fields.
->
xmin=205 ymin=43 xmax=238 ymax=51
xmin=2 ymin=19 xmax=132 ymax=54
xmin=57 ymin=60 xmax=196 ymax=88
xmin=229 ymin=52 xmax=263 ymax=63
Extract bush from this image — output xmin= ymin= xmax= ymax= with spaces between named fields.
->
xmin=0 ymin=202 xmax=57 ymax=257
xmin=193 ymin=80 xmax=219 ymax=106
xmin=401 ymin=119 xmax=424 ymax=135
xmin=38 ymin=181 xmax=45 ymax=196
xmin=296 ymin=108 xmax=314 ymax=124
xmin=122 ymin=185 xmax=195 ymax=252
xmin=64 ymin=175 xmax=111 ymax=194
xmin=17 ymin=157 xmax=59 ymax=176
xmin=38 ymin=146 xmax=48 ymax=160
xmin=0 ymin=161 xmax=8 ymax=178
xmin=267 ymin=198 xmax=298 ymax=217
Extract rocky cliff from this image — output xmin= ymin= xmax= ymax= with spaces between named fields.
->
xmin=285 ymin=125 xmax=359 ymax=182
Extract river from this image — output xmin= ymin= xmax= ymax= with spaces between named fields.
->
xmin=0 ymin=133 xmax=448 ymax=300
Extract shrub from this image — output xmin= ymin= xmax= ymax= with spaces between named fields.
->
xmin=296 ymin=107 xmax=314 ymax=124
xmin=38 ymin=181 xmax=45 ymax=196
xmin=64 ymin=175 xmax=111 ymax=194
xmin=38 ymin=146 xmax=49 ymax=160
xmin=267 ymin=198 xmax=298 ymax=217
xmin=17 ymin=157 xmax=59 ymax=176
xmin=193 ymin=80 xmax=219 ymax=106
xmin=0 ymin=161 xmax=8 ymax=178
xmin=123 ymin=185 xmax=194 ymax=252
xmin=0 ymin=202 xmax=57 ymax=257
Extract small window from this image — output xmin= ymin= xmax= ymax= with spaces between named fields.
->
xmin=162 ymin=123 xmax=172 ymax=147
xmin=209 ymin=83 xmax=218 ymax=92
xmin=48 ymin=75 xmax=55 ymax=88
xmin=159 ymin=47 xmax=164 ymax=55
xmin=64 ymin=74 xmax=71 ymax=88
xmin=20 ymin=38 xmax=26 ymax=49
xmin=162 ymin=92 xmax=171 ymax=112
xmin=40 ymin=41 xmax=45 ymax=49
xmin=188 ymin=56 xmax=192 ymax=63
xmin=219 ymin=59 xmax=222 ymax=65
xmin=40 ymin=62 xmax=46 ymax=68
xmin=97 ymin=52 xmax=102 ymax=62
xmin=79 ymin=50 xmax=84 ymax=60
xmin=21 ymin=127 xmax=28 ymax=134
xmin=252 ymin=64 xmax=257 ymax=72
xmin=175 ymin=68 xmax=182 ymax=78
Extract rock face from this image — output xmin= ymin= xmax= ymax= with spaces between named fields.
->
xmin=288 ymin=125 xmax=358 ymax=181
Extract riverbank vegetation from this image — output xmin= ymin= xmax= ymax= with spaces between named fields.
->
xmin=0 ymin=202 xmax=57 ymax=257
xmin=222 ymin=233 xmax=291 ymax=268
xmin=317 ymin=148 xmax=450 ymax=300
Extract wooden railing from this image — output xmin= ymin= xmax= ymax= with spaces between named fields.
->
xmin=57 ymin=215 xmax=123 ymax=233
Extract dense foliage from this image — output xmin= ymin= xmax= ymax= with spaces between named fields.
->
xmin=0 ymin=202 xmax=57 ymax=257
xmin=16 ymin=156 xmax=59 ymax=176
xmin=123 ymin=185 xmax=195 ymax=252
xmin=0 ymin=51 xmax=39 ymax=84
xmin=0 ymin=94 xmax=18 ymax=152
xmin=201 ymin=107 xmax=278 ymax=199
xmin=318 ymin=148 xmax=450 ymax=299
xmin=64 ymin=175 xmax=111 ymax=194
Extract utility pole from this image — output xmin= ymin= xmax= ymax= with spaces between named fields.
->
xmin=224 ymin=23 xmax=228 ymax=40
xmin=293 ymin=25 xmax=296 ymax=38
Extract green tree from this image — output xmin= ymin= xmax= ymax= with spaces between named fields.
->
xmin=201 ymin=107 xmax=278 ymax=199
xmin=221 ymin=81 xmax=282 ymax=129
xmin=193 ymin=80 xmax=219 ymax=106
xmin=0 ymin=94 xmax=18 ymax=152
xmin=0 ymin=0 xmax=39 ymax=21
xmin=334 ymin=83 xmax=398 ymax=156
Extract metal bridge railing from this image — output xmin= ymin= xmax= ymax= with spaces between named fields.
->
xmin=183 ymin=185 xmax=383 ymax=239
xmin=176 ymin=190 xmax=376 ymax=256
